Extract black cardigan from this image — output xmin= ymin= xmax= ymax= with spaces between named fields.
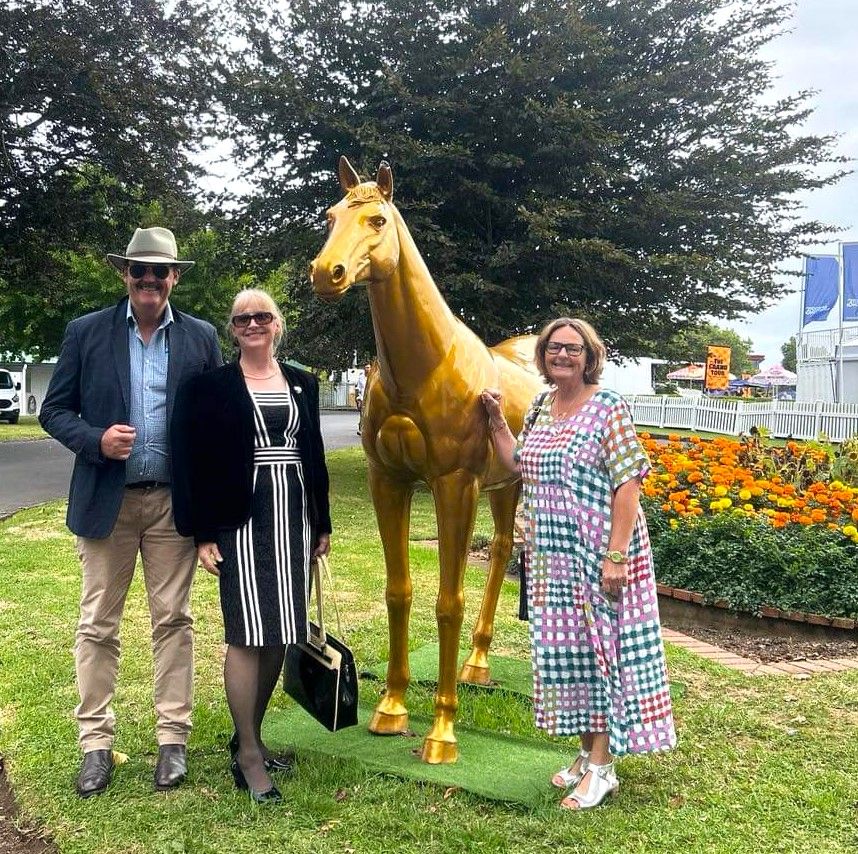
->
xmin=171 ymin=361 xmax=332 ymax=545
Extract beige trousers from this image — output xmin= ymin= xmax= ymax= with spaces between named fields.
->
xmin=74 ymin=486 xmax=197 ymax=752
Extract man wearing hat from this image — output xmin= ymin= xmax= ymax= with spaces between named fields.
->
xmin=40 ymin=227 xmax=223 ymax=797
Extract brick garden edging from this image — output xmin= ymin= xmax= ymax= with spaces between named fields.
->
xmin=661 ymin=627 xmax=858 ymax=677
xmin=657 ymin=583 xmax=858 ymax=677
xmin=656 ymin=583 xmax=857 ymax=630
xmin=429 ymin=542 xmax=858 ymax=679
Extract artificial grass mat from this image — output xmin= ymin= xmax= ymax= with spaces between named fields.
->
xmin=265 ymin=644 xmax=684 ymax=806
xmin=263 ymin=700 xmax=566 ymax=807
xmin=366 ymin=642 xmax=534 ymax=696
xmin=266 ymin=645 xmax=560 ymax=806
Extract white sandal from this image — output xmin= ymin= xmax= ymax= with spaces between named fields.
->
xmin=551 ymin=749 xmax=590 ymax=790
xmin=559 ymin=761 xmax=619 ymax=810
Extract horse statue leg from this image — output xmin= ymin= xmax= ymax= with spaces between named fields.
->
xmin=422 ymin=469 xmax=481 ymax=764
xmin=367 ymin=465 xmax=415 ymax=735
xmin=460 ymin=480 xmax=521 ymax=684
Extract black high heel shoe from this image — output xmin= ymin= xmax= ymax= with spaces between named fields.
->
xmin=230 ymin=733 xmax=295 ymax=774
xmin=230 ymin=760 xmax=282 ymax=804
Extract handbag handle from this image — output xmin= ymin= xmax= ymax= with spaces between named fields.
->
xmin=310 ymin=554 xmax=347 ymax=651
xmin=311 ymin=556 xmax=328 ymax=649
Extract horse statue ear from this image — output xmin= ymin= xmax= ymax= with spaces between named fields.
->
xmin=339 ymin=156 xmax=361 ymax=191
xmin=376 ymin=161 xmax=393 ymax=200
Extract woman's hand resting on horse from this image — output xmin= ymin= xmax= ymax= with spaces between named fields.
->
xmin=480 ymin=388 xmax=506 ymax=428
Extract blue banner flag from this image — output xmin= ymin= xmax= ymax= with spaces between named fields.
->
xmin=802 ymin=255 xmax=839 ymax=325
xmin=842 ymin=243 xmax=858 ymax=322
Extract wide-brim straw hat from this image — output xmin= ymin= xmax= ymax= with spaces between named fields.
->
xmin=106 ymin=226 xmax=195 ymax=272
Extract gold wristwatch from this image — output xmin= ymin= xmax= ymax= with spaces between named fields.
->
xmin=604 ymin=550 xmax=628 ymax=564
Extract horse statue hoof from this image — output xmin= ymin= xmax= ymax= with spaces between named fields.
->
xmin=368 ymin=708 xmax=409 ymax=735
xmin=459 ymin=651 xmax=492 ymax=685
xmin=421 ymin=736 xmax=459 ymax=765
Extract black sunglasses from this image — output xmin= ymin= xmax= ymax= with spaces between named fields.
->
xmin=231 ymin=311 xmax=275 ymax=328
xmin=128 ymin=263 xmax=173 ymax=280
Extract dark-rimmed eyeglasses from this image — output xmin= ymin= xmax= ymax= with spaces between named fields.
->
xmin=127 ymin=263 xmax=173 ymax=280
xmin=545 ymin=342 xmax=586 ymax=356
xmin=231 ymin=311 xmax=275 ymax=328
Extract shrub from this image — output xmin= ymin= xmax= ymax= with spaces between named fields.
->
xmin=648 ymin=512 xmax=858 ymax=619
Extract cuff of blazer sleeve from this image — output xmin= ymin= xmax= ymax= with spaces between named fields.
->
xmin=84 ymin=427 xmax=108 ymax=465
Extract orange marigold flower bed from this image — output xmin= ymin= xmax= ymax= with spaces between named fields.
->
xmin=640 ymin=434 xmax=858 ymax=542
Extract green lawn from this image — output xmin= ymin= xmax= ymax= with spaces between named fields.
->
xmin=1 ymin=448 xmax=856 ymax=853
xmin=0 ymin=414 xmax=46 ymax=441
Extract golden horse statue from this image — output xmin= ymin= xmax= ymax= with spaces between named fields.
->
xmin=310 ymin=157 xmax=544 ymax=763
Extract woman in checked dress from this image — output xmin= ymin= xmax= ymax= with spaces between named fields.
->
xmin=482 ymin=317 xmax=675 ymax=810
xmin=172 ymin=289 xmax=331 ymax=803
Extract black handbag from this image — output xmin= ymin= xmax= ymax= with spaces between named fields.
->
xmin=283 ymin=555 xmax=359 ymax=731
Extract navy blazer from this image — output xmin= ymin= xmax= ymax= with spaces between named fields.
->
xmin=39 ymin=297 xmax=223 ymax=538
xmin=170 ymin=361 xmax=332 ymax=546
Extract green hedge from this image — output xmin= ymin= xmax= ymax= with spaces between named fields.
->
xmin=646 ymin=511 xmax=858 ymax=620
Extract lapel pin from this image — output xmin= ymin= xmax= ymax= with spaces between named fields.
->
xmin=293 ymin=385 xmax=303 ymax=394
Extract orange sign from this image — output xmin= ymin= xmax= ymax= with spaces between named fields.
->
xmin=705 ymin=346 xmax=731 ymax=390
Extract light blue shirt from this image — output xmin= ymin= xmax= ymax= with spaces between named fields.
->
xmin=125 ymin=301 xmax=173 ymax=484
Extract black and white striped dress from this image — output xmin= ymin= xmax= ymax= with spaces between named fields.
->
xmin=217 ymin=389 xmax=310 ymax=647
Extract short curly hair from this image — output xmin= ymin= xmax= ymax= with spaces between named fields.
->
xmin=534 ymin=317 xmax=606 ymax=385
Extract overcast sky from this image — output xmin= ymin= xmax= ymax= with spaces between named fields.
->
xmin=725 ymin=0 xmax=858 ymax=365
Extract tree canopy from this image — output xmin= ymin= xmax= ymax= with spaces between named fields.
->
xmin=224 ymin=0 xmax=846 ymax=364
xmin=0 ymin=0 xmax=224 ymax=357
xmin=0 ymin=0 xmax=848 ymax=366
xmin=781 ymin=335 xmax=797 ymax=372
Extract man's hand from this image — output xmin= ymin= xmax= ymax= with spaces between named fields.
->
xmin=100 ymin=424 xmax=137 ymax=460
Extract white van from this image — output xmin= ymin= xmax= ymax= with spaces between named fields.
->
xmin=0 ymin=369 xmax=21 ymax=424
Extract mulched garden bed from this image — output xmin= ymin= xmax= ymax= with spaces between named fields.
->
xmin=669 ymin=621 xmax=858 ymax=664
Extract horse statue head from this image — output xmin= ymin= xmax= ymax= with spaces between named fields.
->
xmin=310 ymin=157 xmax=399 ymax=302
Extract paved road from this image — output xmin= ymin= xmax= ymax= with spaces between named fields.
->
xmin=0 ymin=411 xmax=361 ymax=518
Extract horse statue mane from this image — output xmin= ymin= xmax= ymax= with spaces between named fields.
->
xmin=310 ymin=156 xmax=544 ymax=763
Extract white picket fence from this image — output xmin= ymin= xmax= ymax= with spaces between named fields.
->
xmin=627 ymin=395 xmax=858 ymax=442
xmin=319 ymin=382 xmax=858 ymax=441
xmin=319 ymin=381 xmax=354 ymax=409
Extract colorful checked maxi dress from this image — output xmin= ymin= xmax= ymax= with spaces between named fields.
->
xmin=516 ymin=388 xmax=676 ymax=756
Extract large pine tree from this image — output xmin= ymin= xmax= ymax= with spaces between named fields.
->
xmin=224 ymin=0 xmax=845 ymax=366
xmin=0 ymin=0 xmax=223 ymax=357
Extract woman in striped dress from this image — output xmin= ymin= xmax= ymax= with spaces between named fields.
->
xmin=481 ymin=317 xmax=675 ymax=810
xmin=172 ymin=289 xmax=331 ymax=803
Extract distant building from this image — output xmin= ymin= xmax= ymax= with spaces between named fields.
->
xmin=795 ymin=328 xmax=858 ymax=403
xmin=602 ymin=358 xmax=657 ymax=396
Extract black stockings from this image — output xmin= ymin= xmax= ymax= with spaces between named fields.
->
xmin=224 ymin=644 xmax=285 ymax=791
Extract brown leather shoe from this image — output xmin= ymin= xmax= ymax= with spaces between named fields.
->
xmin=76 ymin=749 xmax=113 ymax=798
xmin=154 ymin=744 xmax=187 ymax=791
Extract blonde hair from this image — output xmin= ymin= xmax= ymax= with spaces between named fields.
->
xmin=534 ymin=317 xmax=606 ymax=385
xmin=227 ymin=288 xmax=285 ymax=352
